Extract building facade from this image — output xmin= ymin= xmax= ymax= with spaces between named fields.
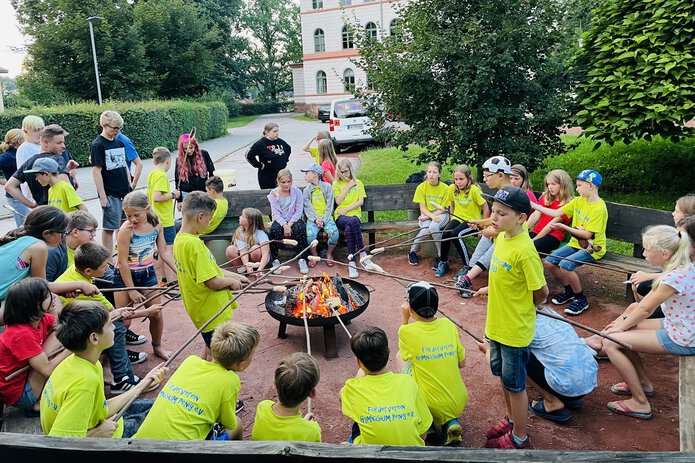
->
xmin=292 ymin=0 xmax=404 ymax=115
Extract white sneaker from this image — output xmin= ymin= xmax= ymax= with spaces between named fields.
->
xmin=298 ymin=258 xmax=309 ymax=275
xmin=348 ymin=262 xmax=359 ymax=279
xmin=271 ymin=259 xmax=282 ymax=275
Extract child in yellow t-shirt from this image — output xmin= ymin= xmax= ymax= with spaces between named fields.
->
xmin=409 ymin=161 xmax=450 ymax=268
xmin=436 ymin=164 xmax=490 ymax=278
xmin=201 ymin=176 xmax=228 ymax=236
xmin=475 ymin=185 xmax=548 ymax=450
xmin=531 ymin=169 xmax=607 ymax=316
xmin=134 ymin=321 xmax=259 ymax=440
xmin=251 ymin=352 xmax=321 ymax=442
xmin=340 ymin=326 xmax=433 ymax=446
xmin=40 ymin=300 xmax=168 ymax=438
xmin=26 ymin=157 xmax=86 ymax=213
xmin=302 ymin=162 xmax=338 ymax=266
xmin=397 ymin=281 xmax=467 ymax=446
xmin=174 ymin=191 xmax=245 ymax=361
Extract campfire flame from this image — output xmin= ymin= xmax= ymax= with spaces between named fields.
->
xmin=291 ymin=273 xmax=356 ymax=319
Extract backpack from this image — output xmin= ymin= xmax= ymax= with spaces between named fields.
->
xmin=405 ymin=171 xmax=426 ymax=184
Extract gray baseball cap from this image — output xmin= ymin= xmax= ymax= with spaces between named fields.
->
xmin=25 ymin=157 xmax=60 ymax=174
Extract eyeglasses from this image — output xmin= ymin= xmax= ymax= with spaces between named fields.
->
xmin=50 ymin=229 xmax=69 ymax=237
xmin=104 ymin=124 xmax=122 ymax=131
xmin=77 ymin=228 xmax=98 ymax=237
xmin=340 ymin=169 xmax=351 ymax=174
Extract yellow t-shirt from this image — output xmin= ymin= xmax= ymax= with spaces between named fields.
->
xmin=56 ymin=265 xmax=114 ymax=311
xmin=486 ymin=231 xmax=546 ymax=347
xmin=147 ymin=169 xmax=175 ymax=227
xmin=251 ymin=400 xmax=322 ymax=442
xmin=41 ymin=354 xmax=123 ymax=437
xmin=173 ymin=233 xmax=235 ymax=332
xmin=333 ymin=179 xmax=366 ymax=218
xmin=340 ymin=372 xmax=432 ymax=446
xmin=413 ymin=181 xmax=450 ymax=212
xmin=311 ymin=187 xmax=327 ymax=218
xmin=202 ymin=198 xmax=229 ymax=235
xmin=67 ymin=246 xmax=75 ymax=268
xmin=449 ymin=183 xmax=485 ymax=221
xmin=398 ymin=318 xmax=468 ymax=426
xmin=309 ymin=147 xmax=320 ymax=164
xmin=134 ymin=355 xmax=239 ymax=440
xmin=48 ymin=180 xmax=83 ymax=213
xmin=560 ymin=196 xmax=608 ymax=259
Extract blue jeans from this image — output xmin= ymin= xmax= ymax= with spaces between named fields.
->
xmin=13 ymin=380 xmax=37 ymax=409
xmin=488 ymin=339 xmax=530 ymax=393
xmin=6 ymin=196 xmax=30 ymax=227
xmin=105 ymin=319 xmax=134 ymax=381
xmin=657 ymin=320 xmax=695 ymax=355
xmin=306 ymin=218 xmax=339 ymax=247
xmin=544 ymin=245 xmax=595 ymax=272
xmin=122 ymin=398 xmax=155 ymax=438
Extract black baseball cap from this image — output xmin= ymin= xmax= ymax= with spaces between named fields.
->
xmin=407 ymin=281 xmax=438 ymax=318
xmin=483 ymin=185 xmax=531 ymax=215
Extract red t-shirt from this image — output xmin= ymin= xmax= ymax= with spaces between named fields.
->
xmin=532 ymin=194 xmax=570 ymax=242
xmin=0 ymin=313 xmax=56 ymax=406
xmin=321 ymin=160 xmax=336 ymax=184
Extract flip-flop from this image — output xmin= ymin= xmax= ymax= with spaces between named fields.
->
xmin=610 ymin=382 xmax=655 ymax=397
xmin=607 ymin=400 xmax=653 ymax=420
xmin=308 ymin=260 xmax=318 ymax=268
xmin=528 ymin=400 xmax=571 ymax=423
xmin=326 ymin=260 xmax=335 ymax=267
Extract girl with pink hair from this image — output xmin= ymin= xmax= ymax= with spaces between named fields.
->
xmin=174 ymin=133 xmax=215 ymax=209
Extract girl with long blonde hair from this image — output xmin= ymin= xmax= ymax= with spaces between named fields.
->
xmin=226 ymin=207 xmax=271 ymax=272
xmin=527 ymin=169 xmax=574 ymax=254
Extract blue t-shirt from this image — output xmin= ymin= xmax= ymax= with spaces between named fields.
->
xmin=0 ymin=148 xmax=18 ymax=198
xmin=0 ymin=236 xmax=41 ymax=300
xmin=117 ymin=132 xmax=140 ymax=169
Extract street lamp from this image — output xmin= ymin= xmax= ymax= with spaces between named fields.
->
xmin=87 ymin=16 xmax=103 ymax=105
xmin=0 ymin=66 xmax=7 ymax=113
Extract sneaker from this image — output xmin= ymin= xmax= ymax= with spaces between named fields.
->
xmin=348 ymin=263 xmax=359 ymax=279
xmin=485 ymin=416 xmax=513 ymax=439
xmin=564 ymin=298 xmax=589 ymax=316
xmin=551 ymin=290 xmax=575 ymax=305
xmin=125 ymin=329 xmax=147 ymax=345
xmin=455 ymin=276 xmax=473 ymax=298
xmin=431 ymin=257 xmax=441 ymax=271
xmin=127 ymin=350 xmax=148 ymax=365
xmin=236 ymin=399 xmax=245 ymax=414
xmin=110 ymin=374 xmax=158 ymax=395
xmin=435 ymin=261 xmax=450 ymax=278
xmin=298 ymin=258 xmax=309 ymax=275
xmin=442 ymin=418 xmax=462 ymax=446
xmin=272 ymin=258 xmax=282 ymax=275
xmin=319 ymin=248 xmax=327 ymax=258
xmin=408 ymin=251 xmax=419 ymax=266
xmin=456 ymin=265 xmax=471 ymax=280
xmin=485 ymin=430 xmax=533 ymax=449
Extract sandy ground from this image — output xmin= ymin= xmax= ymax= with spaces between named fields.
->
xmin=125 ymin=247 xmax=680 ymax=451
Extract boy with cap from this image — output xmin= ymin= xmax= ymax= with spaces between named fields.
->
xmin=26 ymin=157 xmax=86 ymax=213
xmin=397 ymin=281 xmax=467 ymax=446
xmin=530 ymin=169 xmax=607 ymax=316
xmin=475 ymin=185 xmax=548 ymax=449
xmin=302 ymin=162 xmax=338 ymax=266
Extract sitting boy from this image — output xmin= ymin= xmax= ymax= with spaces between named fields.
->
xmin=40 ymin=300 xmax=168 ymax=437
xmin=134 ymin=321 xmax=260 ymax=440
xmin=341 ymin=326 xmax=432 ymax=446
xmin=251 ymin=352 xmax=321 ymax=442
xmin=397 ymin=281 xmax=467 ymax=446
xmin=202 ymin=176 xmax=228 ymax=236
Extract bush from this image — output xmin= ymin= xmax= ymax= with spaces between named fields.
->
xmin=0 ymin=100 xmax=228 ymax=165
xmin=530 ymin=136 xmax=695 ymax=196
xmin=238 ymin=101 xmax=294 ymax=116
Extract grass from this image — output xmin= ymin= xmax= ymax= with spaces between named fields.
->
xmin=224 ymin=115 xmax=259 ymax=129
xmin=292 ymin=114 xmax=319 ymax=122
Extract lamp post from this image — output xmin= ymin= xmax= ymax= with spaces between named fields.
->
xmin=87 ymin=16 xmax=103 ymax=105
xmin=0 ymin=66 xmax=7 ymax=113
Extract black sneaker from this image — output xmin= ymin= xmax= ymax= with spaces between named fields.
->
xmin=455 ymin=277 xmax=473 ymax=298
xmin=125 ymin=329 xmax=147 ymax=345
xmin=236 ymin=400 xmax=244 ymax=414
xmin=551 ymin=290 xmax=575 ymax=305
xmin=127 ymin=349 xmax=148 ymax=364
xmin=408 ymin=251 xmax=419 ymax=266
xmin=110 ymin=374 xmax=158 ymax=395
xmin=431 ymin=257 xmax=441 ymax=271
xmin=564 ymin=298 xmax=589 ymax=316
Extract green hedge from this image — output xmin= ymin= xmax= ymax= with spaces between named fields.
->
xmin=530 ymin=136 xmax=695 ymax=195
xmin=0 ymin=100 xmax=228 ymax=165
xmin=226 ymin=101 xmax=295 ymax=118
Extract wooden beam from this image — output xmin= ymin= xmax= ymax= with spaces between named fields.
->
xmin=680 ymin=355 xmax=695 ymax=452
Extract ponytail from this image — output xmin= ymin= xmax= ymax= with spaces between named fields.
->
xmin=123 ymin=191 xmax=159 ymax=227
xmin=0 ymin=206 xmax=67 ymax=247
xmin=642 ymin=225 xmax=691 ymax=288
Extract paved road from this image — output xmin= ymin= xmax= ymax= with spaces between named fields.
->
xmin=0 ymin=113 xmax=362 ymax=239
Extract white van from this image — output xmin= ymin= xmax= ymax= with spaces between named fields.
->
xmin=329 ymin=98 xmax=375 ymax=152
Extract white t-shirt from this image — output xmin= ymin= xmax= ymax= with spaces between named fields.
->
xmin=661 ymin=263 xmax=695 ymax=347
xmin=15 ymin=142 xmax=41 ymax=200
xmin=235 ymin=229 xmax=269 ymax=250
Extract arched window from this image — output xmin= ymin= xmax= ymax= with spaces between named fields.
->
xmin=343 ymin=68 xmax=355 ymax=92
xmin=390 ymin=19 xmax=401 ymax=39
xmin=365 ymin=22 xmax=378 ymax=41
xmin=312 ymin=0 xmax=323 ymax=9
xmin=316 ymin=71 xmax=327 ymax=94
xmin=342 ymin=25 xmax=354 ymax=49
xmin=314 ymin=29 xmax=325 ymax=52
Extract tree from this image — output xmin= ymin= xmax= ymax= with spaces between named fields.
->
xmin=355 ymin=0 xmax=572 ymax=170
xmin=242 ymin=0 xmax=302 ymax=101
xmin=572 ymin=0 xmax=695 ymax=146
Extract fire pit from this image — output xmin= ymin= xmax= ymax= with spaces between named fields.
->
xmin=263 ymin=274 xmax=372 ymax=358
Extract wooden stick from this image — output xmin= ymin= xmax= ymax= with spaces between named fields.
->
xmin=97 ymin=286 xmax=174 ymax=294
xmin=536 ymin=306 xmax=633 ymax=350
xmin=326 ymin=297 xmax=353 ymax=340
xmin=349 ymin=227 xmax=422 ymax=260
xmin=219 ymin=240 xmax=300 ymax=268
xmin=4 ymin=347 xmax=64 ymax=382
xmin=537 ymin=251 xmax=637 ymax=275
xmin=371 ymin=232 xmax=483 ymax=255
xmin=130 ymin=281 xmax=180 ymax=312
xmin=438 ymin=309 xmax=484 ymax=344
xmin=299 ymin=277 xmax=313 ymax=415
xmin=429 ymin=200 xmax=479 ymax=225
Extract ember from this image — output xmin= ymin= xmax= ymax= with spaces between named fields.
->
xmin=289 ymin=273 xmax=357 ymax=319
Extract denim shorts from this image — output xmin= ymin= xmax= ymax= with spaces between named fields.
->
xmin=102 ymin=195 xmax=126 ymax=231
xmin=13 ymin=379 xmax=36 ymax=409
xmin=656 ymin=320 xmax=695 ymax=355
xmin=488 ymin=339 xmax=530 ymax=393
xmin=163 ymin=225 xmax=176 ymax=245
xmin=113 ymin=266 xmax=158 ymax=288
xmin=544 ymin=245 xmax=595 ymax=272
xmin=201 ymin=330 xmax=214 ymax=348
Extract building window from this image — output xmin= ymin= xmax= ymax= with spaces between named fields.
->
xmin=316 ymin=71 xmax=327 ymax=94
xmin=365 ymin=22 xmax=378 ymax=41
xmin=390 ymin=19 xmax=401 ymax=39
xmin=314 ymin=29 xmax=325 ymax=52
xmin=312 ymin=0 xmax=323 ymax=9
xmin=342 ymin=25 xmax=354 ymax=49
xmin=340 ymin=0 xmax=351 ymax=6
xmin=343 ymin=68 xmax=355 ymax=92
xmin=366 ymin=76 xmax=375 ymax=91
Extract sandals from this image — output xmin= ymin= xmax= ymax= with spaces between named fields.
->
xmin=308 ymin=260 xmax=318 ymax=268
xmin=326 ymin=260 xmax=335 ymax=267
xmin=607 ymin=400 xmax=653 ymax=420
xmin=610 ymin=382 xmax=655 ymax=397
xmin=528 ymin=400 xmax=571 ymax=423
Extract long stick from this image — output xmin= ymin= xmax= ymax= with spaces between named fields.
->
xmin=299 ymin=277 xmax=314 ymax=415
xmin=326 ymin=298 xmax=353 ymax=340
xmin=429 ymin=200 xmax=481 ymax=225
xmin=536 ymin=306 xmax=633 ymax=350
xmin=370 ymin=232 xmax=483 ymax=256
xmin=97 ymin=286 xmax=175 ymax=294
xmin=3 ymin=203 xmax=27 ymax=219
xmin=219 ymin=239 xmax=300 ymax=268
xmin=350 ymin=227 xmax=422 ymax=260
xmin=537 ymin=251 xmax=638 ymax=275
xmin=130 ymin=281 xmax=180 ymax=312
xmin=111 ymin=239 xmax=320 ymax=421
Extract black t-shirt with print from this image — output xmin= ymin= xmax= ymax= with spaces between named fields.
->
xmin=90 ymin=135 xmax=131 ymax=199
xmin=12 ymin=152 xmax=69 ymax=205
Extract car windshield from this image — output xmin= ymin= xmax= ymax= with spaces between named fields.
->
xmin=333 ymin=100 xmax=368 ymax=119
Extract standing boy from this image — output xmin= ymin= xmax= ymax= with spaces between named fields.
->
xmin=25 ymin=157 xmax=86 ymax=213
xmin=397 ymin=281 xmax=467 ymax=446
xmin=251 ymin=352 xmax=322 ymax=442
xmin=340 ymin=326 xmax=433 ymax=446
xmin=476 ymin=185 xmax=548 ymax=449
xmin=530 ymin=169 xmax=607 ymax=316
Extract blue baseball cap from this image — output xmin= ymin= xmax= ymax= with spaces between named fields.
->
xmin=301 ymin=162 xmax=324 ymax=176
xmin=577 ymin=169 xmax=602 ymax=186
